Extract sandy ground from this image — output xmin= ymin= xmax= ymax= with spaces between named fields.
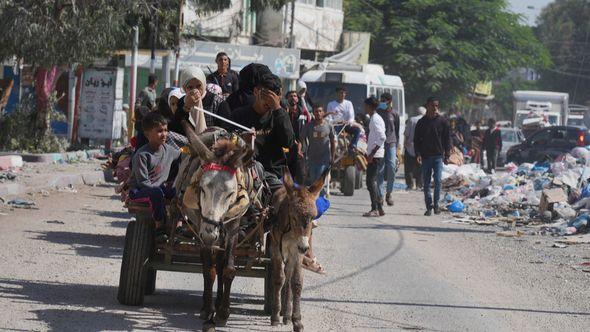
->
xmin=0 ymin=183 xmax=588 ymax=331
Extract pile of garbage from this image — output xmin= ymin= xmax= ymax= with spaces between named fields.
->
xmin=441 ymin=147 xmax=590 ymax=236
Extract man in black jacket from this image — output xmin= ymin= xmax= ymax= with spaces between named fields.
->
xmin=414 ymin=97 xmax=451 ymax=216
xmin=483 ymin=118 xmax=502 ymax=174
xmin=231 ymin=73 xmax=294 ymax=191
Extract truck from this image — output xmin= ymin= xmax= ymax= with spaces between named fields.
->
xmin=566 ymin=104 xmax=589 ymax=127
xmin=513 ymin=91 xmax=569 ymax=138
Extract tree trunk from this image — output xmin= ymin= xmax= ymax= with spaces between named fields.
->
xmin=34 ymin=66 xmax=59 ymax=135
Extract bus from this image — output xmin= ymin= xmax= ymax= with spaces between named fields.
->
xmin=300 ymin=63 xmax=406 ymax=147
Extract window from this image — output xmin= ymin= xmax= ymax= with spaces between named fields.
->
xmin=317 ymin=0 xmax=342 ymax=9
xmin=376 ymin=87 xmax=383 ymax=99
xmin=530 ymin=129 xmax=552 ymax=146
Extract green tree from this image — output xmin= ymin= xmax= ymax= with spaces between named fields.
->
xmin=0 ymin=0 xmax=288 ymax=142
xmin=536 ymin=0 xmax=590 ymax=104
xmin=344 ymin=0 xmax=550 ymax=106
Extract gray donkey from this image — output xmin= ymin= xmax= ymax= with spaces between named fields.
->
xmin=270 ymin=167 xmax=329 ymax=331
xmin=180 ymin=121 xmax=252 ymax=331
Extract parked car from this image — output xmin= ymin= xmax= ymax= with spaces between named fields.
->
xmin=506 ymin=126 xmax=590 ymax=164
xmin=498 ymin=127 xmax=525 ymax=166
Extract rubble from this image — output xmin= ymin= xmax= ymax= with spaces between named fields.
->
xmin=441 ymin=147 xmax=590 ymax=238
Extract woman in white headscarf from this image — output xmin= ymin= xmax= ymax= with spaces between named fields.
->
xmin=168 ymin=66 xmax=208 ymax=136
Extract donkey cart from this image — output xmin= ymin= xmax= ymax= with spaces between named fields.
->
xmin=332 ymin=124 xmax=367 ymax=196
xmin=116 ymin=199 xmax=274 ymax=314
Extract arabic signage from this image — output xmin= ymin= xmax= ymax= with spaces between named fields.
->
xmin=78 ymin=67 xmax=124 ymax=139
xmin=180 ymin=40 xmax=300 ymax=79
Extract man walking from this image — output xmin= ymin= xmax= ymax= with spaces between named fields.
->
xmin=376 ymin=92 xmax=400 ymax=206
xmin=483 ymin=118 xmax=502 ymax=173
xmin=404 ymin=106 xmax=426 ymax=189
xmin=363 ymin=97 xmax=386 ymax=217
xmin=414 ymin=97 xmax=451 ymax=216
xmin=137 ymin=74 xmax=158 ymax=110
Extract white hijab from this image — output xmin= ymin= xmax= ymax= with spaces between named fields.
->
xmin=179 ymin=66 xmax=207 ymax=133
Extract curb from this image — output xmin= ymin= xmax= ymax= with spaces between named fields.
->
xmin=19 ymin=149 xmax=106 ymax=164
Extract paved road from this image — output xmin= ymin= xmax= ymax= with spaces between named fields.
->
xmin=0 ymin=184 xmax=588 ymax=331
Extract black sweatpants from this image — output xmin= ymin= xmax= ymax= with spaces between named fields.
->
xmin=366 ymin=158 xmax=384 ymax=211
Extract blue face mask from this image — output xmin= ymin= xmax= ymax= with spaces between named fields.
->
xmin=378 ymin=102 xmax=388 ymax=110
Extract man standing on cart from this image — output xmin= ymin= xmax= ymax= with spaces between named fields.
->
xmin=326 ymin=87 xmax=363 ymax=154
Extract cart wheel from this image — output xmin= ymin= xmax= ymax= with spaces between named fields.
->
xmin=263 ymin=239 xmax=273 ymax=315
xmin=144 ymin=268 xmax=157 ymax=295
xmin=341 ymin=166 xmax=355 ymax=196
xmin=354 ymin=168 xmax=363 ymax=189
xmin=117 ymin=215 xmax=154 ymax=306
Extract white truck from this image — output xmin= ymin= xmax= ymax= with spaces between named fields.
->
xmin=513 ymin=91 xmax=569 ymax=128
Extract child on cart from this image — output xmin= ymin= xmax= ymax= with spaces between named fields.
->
xmin=128 ymin=112 xmax=181 ymax=242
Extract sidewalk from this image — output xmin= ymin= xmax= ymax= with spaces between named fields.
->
xmin=0 ymin=159 xmax=110 ymax=198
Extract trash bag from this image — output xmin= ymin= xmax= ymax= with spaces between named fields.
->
xmin=567 ymin=213 xmax=589 ymax=234
xmin=315 ymin=195 xmax=330 ymax=220
xmin=447 ymin=200 xmax=465 ymax=213
xmin=581 ymin=184 xmax=590 ymax=198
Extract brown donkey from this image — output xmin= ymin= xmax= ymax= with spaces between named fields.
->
xmin=270 ymin=167 xmax=328 ymax=331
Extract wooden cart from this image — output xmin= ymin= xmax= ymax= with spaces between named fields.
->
xmin=116 ymin=200 xmax=273 ymax=314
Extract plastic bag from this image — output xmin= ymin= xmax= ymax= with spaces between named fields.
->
xmin=447 ymin=200 xmax=465 ymax=213
xmin=315 ymin=195 xmax=330 ymax=220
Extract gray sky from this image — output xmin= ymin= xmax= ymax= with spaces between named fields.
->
xmin=509 ymin=0 xmax=554 ymax=25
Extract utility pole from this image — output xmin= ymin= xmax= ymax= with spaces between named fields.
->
xmin=289 ymin=0 xmax=295 ymax=48
xmin=129 ymin=26 xmax=139 ymax=142
xmin=67 ymin=64 xmax=77 ymax=142
xmin=174 ymin=0 xmax=184 ymax=86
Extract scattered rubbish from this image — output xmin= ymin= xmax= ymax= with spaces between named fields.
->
xmin=496 ymin=230 xmax=525 ymax=237
xmin=45 ymin=220 xmax=65 ymax=225
xmin=39 ymin=190 xmax=50 ymax=197
xmin=392 ymin=183 xmax=408 ymax=190
xmin=57 ymin=184 xmax=78 ymax=193
xmin=0 ymin=171 xmax=17 ymax=182
xmin=552 ymin=243 xmax=568 ymax=248
xmin=7 ymin=198 xmax=37 ymax=209
xmin=0 ymin=196 xmax=5 ymax=204
xmin=567 ymin=213 xmax=589 ymax=234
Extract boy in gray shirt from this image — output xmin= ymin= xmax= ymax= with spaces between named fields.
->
xmin=301 ymin=105 xmax=336 ymax=192
xmin=129 ymin=112 xmax=181 ymax=239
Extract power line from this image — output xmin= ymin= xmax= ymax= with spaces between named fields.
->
xmin=573 ymin=26 xmax=590 ymax=101
xmin=544 ymin=68 xmax=590 ymax=79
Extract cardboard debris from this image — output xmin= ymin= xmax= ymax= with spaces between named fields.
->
xmin=539 ymin=188 xmax=568 ymax=213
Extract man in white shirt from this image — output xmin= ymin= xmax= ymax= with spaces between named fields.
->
xmin=403 ymin=106 xmax=426 ymax=189
xmin=327 ymin=87 xmax=362 ymax=153
xmin=363 ymin=96 xmax=386 ymax=217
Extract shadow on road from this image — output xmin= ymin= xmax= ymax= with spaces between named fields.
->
xmin=0 ymin=278 xmax=267 ymax=331
xmin=83 ymin=209 xmax=132 ymax=220
xmin=305 ymin=228 xmax=405 ymax=292
xmin=28 ymin=231 xmax=124 ymax=259
xmin=334 ymin=223 xmax=494 ymax=234
xmin=302 ymin=296 xmax=590 ymax=317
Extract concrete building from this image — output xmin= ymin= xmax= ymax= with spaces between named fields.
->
xmin=183 ymin=0 xmax=344 ymax=59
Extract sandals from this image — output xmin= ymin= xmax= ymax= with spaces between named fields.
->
xmin=363 ymin=210 xmax=381 ymax=217
xmin=302 ymin=256 xmax=326 ymax=275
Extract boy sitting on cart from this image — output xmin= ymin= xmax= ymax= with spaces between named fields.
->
xmin=128 ymin=112 xmax=181 ymax=242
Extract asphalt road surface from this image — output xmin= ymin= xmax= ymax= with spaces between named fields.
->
xmin=0 ymin=184 xmax=588 ymax=331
